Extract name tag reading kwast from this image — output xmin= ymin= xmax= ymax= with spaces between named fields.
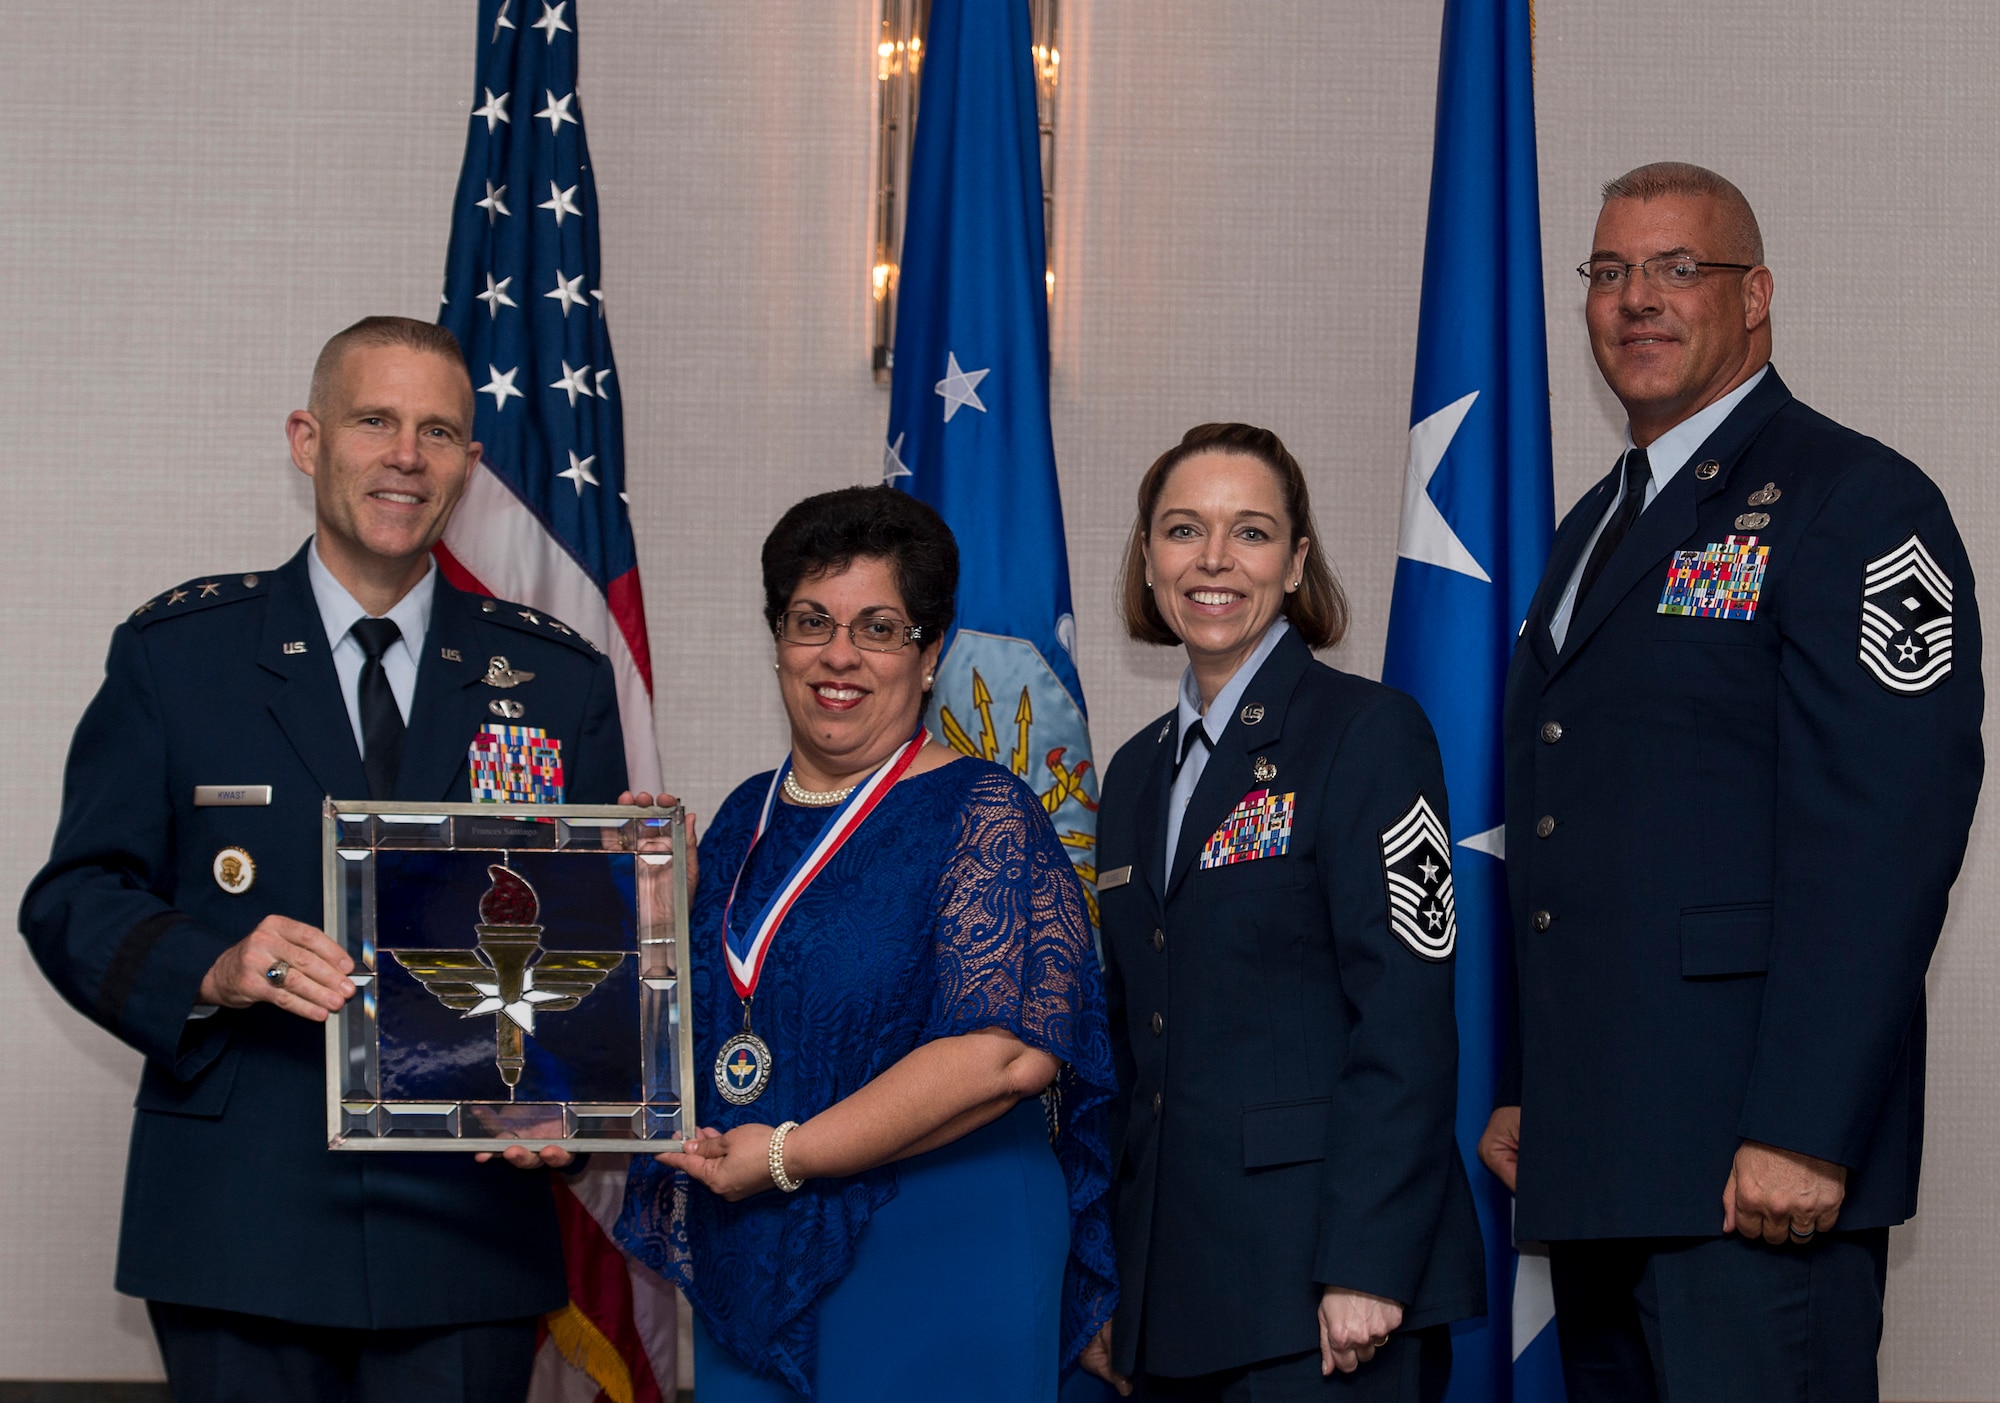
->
xmin=194 ymin=785 xmax=272 ymax=807
xmin=1099 ymin=865 xmax=1133 ymax=891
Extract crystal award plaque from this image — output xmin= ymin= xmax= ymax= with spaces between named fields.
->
xmin=323 ymin=800 xmax=695 ymax=1151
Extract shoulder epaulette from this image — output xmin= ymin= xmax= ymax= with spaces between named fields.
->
xmin=128 ymin=571 xmax=270 ymax=627
xmin=473 ymin=596 xmax=603 ymax=657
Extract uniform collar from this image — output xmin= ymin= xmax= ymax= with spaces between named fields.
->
xmin=306 ymin=535 xmax=436 ymax=656
xmin=1626 ymin=363 xmax=1770 ymax=490
xmin=1175 ymin=617 xmax=1290 ymax=751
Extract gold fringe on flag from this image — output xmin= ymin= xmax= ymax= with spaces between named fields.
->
xmin=545 ymin=1301 xmax=636 ymax=1403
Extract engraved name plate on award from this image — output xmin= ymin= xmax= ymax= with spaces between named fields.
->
xmin=322 ymin=800 xmax=695 ymax=1152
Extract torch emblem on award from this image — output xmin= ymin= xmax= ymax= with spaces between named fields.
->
xmin=387 ymin=864 xmax=623 ymax=1094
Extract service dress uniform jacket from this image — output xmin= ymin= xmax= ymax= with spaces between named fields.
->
xmin=1502 ymin=367 xmax=1983 ymax=1241
xmin=21 ymin=542 xmax=628 ymax=1328
xmin=1097 ymin=628 xmax=1486 ymax=1379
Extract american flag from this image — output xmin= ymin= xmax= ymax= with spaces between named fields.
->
xmin=438 ymin=0 xmax=661 ymax=795
xmin=437 ymin=5 xmax=675 ymax=1400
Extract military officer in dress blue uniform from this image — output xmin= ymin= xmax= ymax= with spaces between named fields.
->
xmin=1081 ymin=424 xmax=1484 ymax=1401
xmin=1476 ymin=165 xmax=1983 ymax=1402
xmin=21 ymin=317 xmax=635 ymax=1402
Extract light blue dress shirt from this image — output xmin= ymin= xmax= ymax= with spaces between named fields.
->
xmin=305 ymin=537 xmax=435 ymax=755
xmin=1164 ymin=617 xmax=1291 ymax=882
xmin=1549 ymin=364 xmax=1769 ymax=651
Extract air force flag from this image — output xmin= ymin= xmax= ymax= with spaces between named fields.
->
xmin=1382 ymin=1 xmax=1564 ymax=1398
xmin=886 ymin=0 xmax=1099 ymax=911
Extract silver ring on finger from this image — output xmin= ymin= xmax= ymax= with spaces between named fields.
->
xmin=1788 ymin=1221 xmax=1816 ymax=1242
xmin=1370 ymin=1335 xmax=1389 ymax=1348
xmin=265 ymin=960 xmax=290 ymax=987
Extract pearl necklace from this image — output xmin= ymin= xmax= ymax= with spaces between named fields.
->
xmin=782 ymin=770 xmax=856 ymax=807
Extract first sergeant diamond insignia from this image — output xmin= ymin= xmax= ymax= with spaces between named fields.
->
xmin=1860 ymin=534 xmax=1953 ymax=695
xmin=1380 ymin=794 xmax=1456 ymax=961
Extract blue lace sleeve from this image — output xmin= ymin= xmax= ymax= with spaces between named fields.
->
xmin=923 ymin=769 xmax=1120 ymax=1367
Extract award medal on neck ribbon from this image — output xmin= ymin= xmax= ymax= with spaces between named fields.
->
xmin=714 ymin=729 xmax=927 ymax=1106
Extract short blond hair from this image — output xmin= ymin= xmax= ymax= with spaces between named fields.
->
xmin=308 ymin=317 xmax=471 ymax=417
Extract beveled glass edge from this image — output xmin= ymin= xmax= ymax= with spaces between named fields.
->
xmin=322 ymin=799 xmax=681 ymax=821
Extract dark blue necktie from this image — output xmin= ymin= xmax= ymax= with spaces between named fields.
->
xmin=350 ymin=618 xmax=405 ymax=800
xmin=1576 ymin=448 xmax=1652 ymax=608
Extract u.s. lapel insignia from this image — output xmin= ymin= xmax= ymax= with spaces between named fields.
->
xmin=1693 ymin=459 xmax=1721 ymax=481
xmin=1251 ymin=756 xmax=1277 ymax=783
xmin=282 ymin=640 xmax=307 ymax=655
xmin=440 ymin=647 xmax=462 ymax=662
xmin=490 ymin=698 xmax=526 ymax=719
xmin=1239 ymin=703 xmax=1265 ymax=725
xmin=213 ymin=846 xmax=256 ymax=895
xmin=1747 ymin=481 xmax=1782 ymax=506
xmin=483 ymin=656 xmax=535 ymax=688
xmin=1380 ymin=796 xmax=1454 ymax=960
xmin=1861 ymin=534 xmax=1953 ymax=695
xmin=1200 ymin=788 xmax=1295 ymax=868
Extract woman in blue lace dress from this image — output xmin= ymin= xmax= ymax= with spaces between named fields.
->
xmin=616 ymin=486 xmax=1117 ymax=1402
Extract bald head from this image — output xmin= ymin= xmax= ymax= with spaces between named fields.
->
xmin=1602 ymin=162 xmax=1764 ymax=266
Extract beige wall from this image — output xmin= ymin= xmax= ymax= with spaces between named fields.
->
xmin=0 ymin=2 xmax=1991 ymax=1393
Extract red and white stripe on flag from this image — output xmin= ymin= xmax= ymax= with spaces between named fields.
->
xmin=436 ymin=465 xmax=663 ymax=792
xmin=528 ymin=1166 xmax=681 ymax=1403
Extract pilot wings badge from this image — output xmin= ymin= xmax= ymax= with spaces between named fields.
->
xmin=385 ymin=865 xmax=622 ymax=1093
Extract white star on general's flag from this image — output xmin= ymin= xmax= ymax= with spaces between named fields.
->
xmin=536 ymin=89 xmax=578 ymax=135
xmin=882 ymin=432 xmax=911 ymax=484
xmin=472 ymin=88 xmax=511 ymax=133
xmin=593 ymin=368 xmax=614 ymax=398
xmin=480 ymin=365 xmax=524 ymax=411
xmin=544 ymin=270 xmax=589 ymax=316
xmin=549 ymin=361 xmax=594 ymax=407
xmin=558 ymin=450 xmax=600 ymax=494
xmin=1398 ymin=390 xmax=1492 ymax=583
xmin=531 ymin=1 xmax=571 ymax=42
xmin=476 ymin=273 xmax=516 ymax=319
xmin=538 ymin=181 xmax=582 ymax=226
xmin=492 ymin=0 xmax=515 ymax=39
xmin=934 ymin=351 xmax=989 ymax=423
xmin=476 ymin=180 xmax=509 ymax=223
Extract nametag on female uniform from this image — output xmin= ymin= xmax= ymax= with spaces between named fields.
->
xmin=1658 ymin=534 xmax=1769 ymax=621
xmin=1200 ymin=788 xmax=1295 ymax=868
xmin=468 ymin=724 xmax=564 ymax=803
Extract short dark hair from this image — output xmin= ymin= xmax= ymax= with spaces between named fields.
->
xmin=309 ymin=317 xmax=472 ymax=417
xmin=760 ymin=486 xmax=959 ymax=644
xmin=1118 ymin=422 xmax=1348 ymax=649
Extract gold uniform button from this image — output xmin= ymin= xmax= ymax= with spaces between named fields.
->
xmin=1151 ymin=928 xmax=1165 ymax=952
xmin=1150 ymin=1012 xmax=1164 ymax=1037
xmin=1536 ymin=815 xmax=1556 ymax=839
xmin=1532 ymin=909 xmax=1552 ymax=932
xmin=1540 ymin=721 xmax=1563 ymax=744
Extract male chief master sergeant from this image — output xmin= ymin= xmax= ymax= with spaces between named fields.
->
xmin=21 ymin=317 xmax=628 ymax=1400
xmin=1479 ymin=164 xmax=1982 ymax=1402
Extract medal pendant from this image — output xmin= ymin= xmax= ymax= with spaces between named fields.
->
xmin=715 ymin=1031 xmax=773 ymax=1105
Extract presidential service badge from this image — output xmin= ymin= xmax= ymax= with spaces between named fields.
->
xmin=1860 ymin=534 xmax=1953 ymax=695
xmin=212 ymin=846 xmax=255 ymax=895
xmin=1380 ymin=795 xmax=1455 ymax=961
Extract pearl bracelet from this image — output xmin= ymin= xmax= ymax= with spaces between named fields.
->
xmin=768 ymin=1120 xmax=803 ymax=1193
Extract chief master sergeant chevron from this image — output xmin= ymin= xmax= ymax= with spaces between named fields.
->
xmin=20 ymin=317 xmax=629 ymax=1402
xmin=1476 ymin=165 xmax=1982 ymax=1401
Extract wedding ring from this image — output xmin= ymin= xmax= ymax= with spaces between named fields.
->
xmin=264 ymin=960 xmax=289 ymax=987
xmin=1788 ymin=1221 xmax=1816 ymax=1241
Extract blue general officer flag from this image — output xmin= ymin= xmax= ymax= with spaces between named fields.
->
xmin=887 ymin=0 xmax=1100 ymax=904
xmin=1381 ymin=0 xmax=1562 ymax=1398
xmin=438 ymin=0 xmax=662 ymax=792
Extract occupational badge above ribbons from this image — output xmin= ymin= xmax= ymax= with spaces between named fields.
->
xmin=321 ymin=799 xmax=695 ymax=1152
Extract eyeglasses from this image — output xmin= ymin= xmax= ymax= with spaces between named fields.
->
xmin=775 ymin=609 xmax=926 ymax=653
xmin=1577 ymin=256 xmax=1755 ymax=294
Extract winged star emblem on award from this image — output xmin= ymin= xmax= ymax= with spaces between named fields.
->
xmin=386 ymin=864 xmax=623 ymax=1094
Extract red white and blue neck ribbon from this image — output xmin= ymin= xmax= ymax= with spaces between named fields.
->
xmin=721 ymin=729 xmax=928 ymax=999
